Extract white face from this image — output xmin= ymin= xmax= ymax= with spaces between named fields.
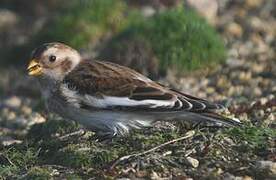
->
xmin=28 ymin=43 xmax=81 ymax=81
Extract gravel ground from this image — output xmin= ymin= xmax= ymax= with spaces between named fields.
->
xmin=0 ymin=0 xmax=275 ymax=179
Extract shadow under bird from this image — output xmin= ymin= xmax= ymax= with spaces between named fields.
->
xmin=27 ymin=42 xmax=241 ymax=139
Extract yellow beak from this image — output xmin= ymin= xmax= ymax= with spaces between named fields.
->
xmin=27 ymin=59 xmax=42 ymax=76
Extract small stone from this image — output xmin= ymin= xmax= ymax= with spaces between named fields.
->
xmin=245 ymin=0 xmax=263 ymax=8
xmin=237 ymin=9 xmax=247 ymax=18
xmin=239 ymin=113 xmax=249 ymax=121
xmin=6 ymin=111 xmax=16 ymax=120
xmin=1 ymin=107 xmax=9 ymax=116
xmin=251 ymin=63 xmax=264 ymax=73
xmin=243 ymin=176 xmax=253 ymax=180
xmin=226 ymin=22 xmax=243 ymax=37
xmin=135 ymin=170 xmax=147 ymax=178
xmin=28 ymin=113 xmax=46 ymax=126
xmin=216 ymin=168 xmax=224 ymax=175
xmin=186 ymin=157 xmax=199 ymax=168
xmin=253 ymin=88 xmax=262 ymax=96
xmin=0 ymin=136 xmax=22 ymax=146
xmin=141 ymin=6 xmax=156 ymax=17
xmin=0 ymin=9 xmax=18 ymax=29
xmin=266 ymin=113 xmax=275 ymax=122
xmin=150 ymin=171 xmax=161 ymax=180
xmin=187 ymin=0 xmax=218 ymax=24
xmin=255 ymin=161 xmax=276 ymax=177
xmin=14 ymin=117 xmax=28 ymax=127
xmin=249 ymin=17 xmax=264 ymax=31
xmin=223 ymin=137 xmax=234 ymax=145
xmin=223 ymin=172 xmax=239 ymax=180
xmin=3 ymin=96 xmax=21 ymax=109
xmin=239 ymin=71 xmax=252 ymax=81
xmin=21 ymin=105 xmax=32 ymax=115
xmin=255 ymin=110 xmax=265 ymax=119
xmin=259 ymin=98 xmax=268 ymax=105
xmin=50 ymin=169 xmax=60 ymax=176
xmin=206 ymin=87 xmax=215 ymax=94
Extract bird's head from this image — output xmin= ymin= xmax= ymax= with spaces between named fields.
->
xmin=27 ymin=42 xmax=81 ymax=81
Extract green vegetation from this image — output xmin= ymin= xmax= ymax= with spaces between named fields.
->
xmin=34 ymin=2 xmax=226 ymax=74
xmin=224 ymin=125 xmax=276 ymax=153
xmin=1 ymin=118 xmax=275 ymax=179
xmin=2 ymin=0 xmax=226 ymax=74
xmin=103 ymin=7 xmax=226 ymax=74
xmin=34 ymin=0 xmax=127 ymax=48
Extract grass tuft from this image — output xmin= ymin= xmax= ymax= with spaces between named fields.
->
xmin=102 ymin=7 xmax=226 ymax=75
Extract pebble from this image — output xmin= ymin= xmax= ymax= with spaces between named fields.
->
xmin=239 ymin=71 xmax=252 ymax=81
xmin=186 ymin=157 xmax=199 ymax=168
xmin=28 ymin=113 xmax=46 ymax=126
xmin=266 ymin=113 xmax=275 ymax=123
xmin=224 ymin=174 xmax=253 ymax=180
xmin=3 ymin=96 xmax=21 ymax=109
xmin=141 ymin=6 xmax=156 ymax=17
xmin=245 ymin=0 xmax=263 ymax=8
xmin=251 ymin=63 xmax=264 ymax=73
xmin=259 ymin=97 xmax=268 ymax=105
xmin=0 ymin=9 xmax=18 ymax=29
xmin=206 ymin=87 xmax=215 ymax=94
xmin=253 ymin=88 xmax=262 ymax=96
xmin=14 ymin=117 xmax=28 ymax=127
xmin=243 ymin=176 xmax=253 ymax=180
xmin=0 ymin=136 xmax=22 ymax=146
xmin=1 ymin=107 xmax=9 ymax=117
xmin=21 ymin=105 xmax=32 ymax=115
xmin=223 ymin=137 xmax=235 ymax=146
xmin=226 ymin=22 xmax=243 ymax=37
xmin=150 ymin=171 xmax=161 ymax=180
xmin=254 ymin=161 xmax=276 ymax=177
xmin=6 ymin=111 xmax=16 ymax=121
xmin=186 ymin=0 xmax=218 ymax=24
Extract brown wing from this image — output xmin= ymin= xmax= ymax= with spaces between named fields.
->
xmin=63 ymin=60 xmax=223 ymax=111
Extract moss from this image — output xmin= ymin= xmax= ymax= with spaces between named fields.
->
xmin=66 ymin=174 xmax=83 ymax=180
xmin=0 ymin=165 xmax=20 ymax=179
xmin=27 ymin=119 xmax=81 ymax=141
xmin=224 ymin=125 xmax=276 ymax=152
xmin=34 ymin=0 xmax=127 ymax=48
xmin=102 ymin=7 xmax=226 ymax=75
xmin=22 ymin=167 xmax=52 ymax=180
xmin=2 ymin=146 xmax=38 ymax=169
xmin=0 ymin=146 xmax=39 ymax=179
xmin=1 ymin=122 xmax=275 ymax=179
xmin=53 ymin=148 xmax=92 ymax=168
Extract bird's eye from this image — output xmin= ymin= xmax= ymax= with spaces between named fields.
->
xmin=49 ymin=55 xmax=56 ymax=62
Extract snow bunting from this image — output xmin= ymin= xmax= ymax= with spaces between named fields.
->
xmin=27 ymin=42 xmax=240 ymax=139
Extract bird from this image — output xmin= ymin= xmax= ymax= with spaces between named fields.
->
xmin=27 ymin=42 xmax=240 ymax=139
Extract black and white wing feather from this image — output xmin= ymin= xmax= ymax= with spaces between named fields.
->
xmin=61 ymin=60 xmax=240 ymax=126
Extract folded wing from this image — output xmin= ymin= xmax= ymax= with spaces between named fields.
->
xmin=62 ymin=60 xmax=224 ymax=112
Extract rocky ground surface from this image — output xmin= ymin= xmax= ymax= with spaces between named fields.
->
xmin=0 ymin=0 xmax=275 ymax=179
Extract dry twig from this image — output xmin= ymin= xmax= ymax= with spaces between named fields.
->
xmin=109 ymin=130 xmax=195 ymax=170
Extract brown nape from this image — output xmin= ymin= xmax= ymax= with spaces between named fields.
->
xmin=60 ymin=58 xmax=72 ymax=73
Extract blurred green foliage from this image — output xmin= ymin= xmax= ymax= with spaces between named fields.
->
xmin=1 ymin=0 xmax=226 ymax=75
xmin=225 ymin=125 xmax=276 ymax=152
xmin=104 ymin=7 xmax=226 ymax=74
xmin=35 ymin=0 xmax=127 ymax=48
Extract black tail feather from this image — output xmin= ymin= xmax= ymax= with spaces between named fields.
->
xmin=179 ymin=111 xmax=242 ymax=127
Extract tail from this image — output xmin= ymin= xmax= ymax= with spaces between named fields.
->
xmin=174 ymin=111 xmax=242 ymax=127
